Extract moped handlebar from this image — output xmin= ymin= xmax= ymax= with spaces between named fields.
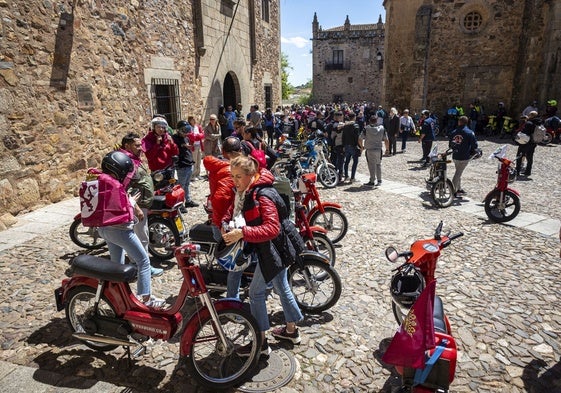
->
xmin=441 ymin=232 xmax=464 ymax=248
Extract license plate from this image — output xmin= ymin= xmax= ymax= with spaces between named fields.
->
xmin=175 ymin=216 xmax=184 ymax=233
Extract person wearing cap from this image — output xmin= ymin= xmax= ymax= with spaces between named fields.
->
xmin=203 ymin=114 xmax=222 ymax=157
xmin=399 ymin=109 xmax=416 ymax=152
xmin=515 ymin=111 xmax=541 ymax=178
xmin=141 ymin=116 xmax=179 ymax=172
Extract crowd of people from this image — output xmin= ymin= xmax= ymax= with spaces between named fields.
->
xmin=87 ymin=96 xmax=558 ymax=351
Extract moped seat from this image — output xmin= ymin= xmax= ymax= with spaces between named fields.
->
xmin=71 ymin=255 xmax=138 ymax=283
xmin=433 ymin=295 xmax=447 ymax=334
xmin=189 ymin=223 xmax=221 ymax=243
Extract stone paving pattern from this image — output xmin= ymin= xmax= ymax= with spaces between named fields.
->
xmin=0 ymin=137 xmax=560 ymax=392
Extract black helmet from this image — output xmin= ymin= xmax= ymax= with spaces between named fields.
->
xmin=176 ymin=120 xmax=189 ymax=129
xmin=390 ymin=266 xmax=425 ymax=308
xmin=101 ymin=151 xmax=134 ymax=182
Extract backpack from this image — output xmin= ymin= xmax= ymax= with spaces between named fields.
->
xmin=532 ymin=124 xmax=546 ymax=144
xmin=254 ymin=185 xmax=305 ymax=267
xmin=79 ymin=168 xmax=134 ymax=227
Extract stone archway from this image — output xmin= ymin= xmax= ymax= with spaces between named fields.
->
xmin=223 ymin=71 xmax=240 ymax=109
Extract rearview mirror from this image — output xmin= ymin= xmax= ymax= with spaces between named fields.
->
xmin=385 ymin=247 xmax=399 ymax=262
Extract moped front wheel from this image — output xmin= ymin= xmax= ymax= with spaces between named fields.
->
xmin=484 ymin=189 xmax=520 ymax=222
xmin=65 ymin=286 xmax=118 ymax=351
xmin=316 ymin=164 xmax=338 ymax=189
xmin=69 ymin=219 xmax=107 ymax=250
xmin=308 ymin=206 xmax=348 ymax=244
xmin=430 ymin=179 xmax=454 ymax=208
xmin=288 ymin=259 xmax=342 ymax=314
xmin=304 ymin=231 xmax=336 ymax=267
xmin=188 ymin=307 xmax=260 ymax=390
xmin=148 ymin=216 xmax=181 ymax=260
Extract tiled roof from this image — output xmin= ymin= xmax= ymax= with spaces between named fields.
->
xmin=324 ymin=23 xmax=379 ymax=32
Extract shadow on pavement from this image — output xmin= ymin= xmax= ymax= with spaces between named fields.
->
xmin=522 ymin=358 xmax=561 ymax=393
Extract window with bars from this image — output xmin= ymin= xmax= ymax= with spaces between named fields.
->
xmin=150 ymin=78 xmax=181 ymax=128
xmin=261 ymin=0 xmax=270 ymax=23
xmin=264 ymin=84 xmax=272 ymax=109
xmin=333 ymin=50 xmax=344 ymax=65
xmin=463 ymin=11 xmax=483 ymax=32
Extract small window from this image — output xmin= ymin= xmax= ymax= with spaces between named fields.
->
xmin=150 ymin=78 xmax=181 ymax=127
xmin=463 ymin=11 xmax=483 ymax=32
xmin=264 ymin=84 xmax=272 ymax=109
xmin=333 ymin=50 xmax=344 ymax=65
xmin=261 ymin=0 xmax=270 ymax=23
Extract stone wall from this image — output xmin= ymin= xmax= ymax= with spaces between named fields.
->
xmin=0 ymin=0 xmax=280 ymax=222
xmin=383 ymin=0 xmax=561 ymax=117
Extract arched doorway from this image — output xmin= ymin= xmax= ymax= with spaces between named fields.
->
xmin=223 ymin=72 xmax=239 ymax=109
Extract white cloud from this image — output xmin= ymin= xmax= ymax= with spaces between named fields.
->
xmin=281 ymin=36 xmax=309 ymax=48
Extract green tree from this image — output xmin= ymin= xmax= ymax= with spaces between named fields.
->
xmin=281 ymin=52 xmax=293 ymax=100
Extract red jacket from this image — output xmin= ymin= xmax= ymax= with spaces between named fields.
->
xmin=222 ymin=168 xmax=284 ymax=282
xmin=203 ymin=156 xmax=234 ymax=227
xmin=141 ymin=131 xmax=179 ymax=171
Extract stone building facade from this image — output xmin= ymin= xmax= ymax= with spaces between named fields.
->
xmin=0 ymin=0 xmax=281 ymax=218
xmin=382 ymin=0 xmax=561 ymax=116
xmin=311 ymin=13 xmax=385 ymax=104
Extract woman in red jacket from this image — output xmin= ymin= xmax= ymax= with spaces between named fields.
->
xmin=141 ymin=117 xmax=179 ymax=171
xmin=221 ymin=155 xmax=303 ymax=356
xmin=187 ymin=116 xmax=205 ymax=179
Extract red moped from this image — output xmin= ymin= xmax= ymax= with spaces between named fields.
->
xmin=484 ymin=145 xmax=520 ymax=222
xmin=298 ymin=172 xmax=348 ymax=244
xmin=55 ymin=243 xmax=261 ymax=390
xmin=384 ymin=221 xmax=462 ymax=392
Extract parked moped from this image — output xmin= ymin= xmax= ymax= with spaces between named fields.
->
xmin=55 ymin=243 xmax=261 ymax=390
xmin=484 ymin=145 xmax=520 ymax=222
xmin=384 ymin=221 xmax=461 ymax=392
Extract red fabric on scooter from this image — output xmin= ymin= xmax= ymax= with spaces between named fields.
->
xmin=382 ymin=280 xmax=436 ymax=369
xmin=79 ymin=169 xmax=134 ymax=227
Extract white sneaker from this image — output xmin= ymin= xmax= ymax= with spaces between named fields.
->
xmin=141 ymin=295 xmax=167 ymax=309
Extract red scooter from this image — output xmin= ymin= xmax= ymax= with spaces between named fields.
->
xmin=384 ymin=221 xmax=461 ymax=392
xmin=55 ymin=243 xmax=261 ymax=390
xmin=484 ymin=145 xmax=520 ymax=222
xmin=298 ymin=172 xmax=348 ymax=244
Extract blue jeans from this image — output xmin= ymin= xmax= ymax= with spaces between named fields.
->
xmin=343 ymin=145 xmax=360 ymax=179
xmin=249 ymin=263 xmax=303 ymax=332
xmin=400 ymin=130 xmax=409 ymax=150
xmin=98 ymin=225 xmax=151 ymax=296
xmin=226 ymin=270 xmax=244 ymax=299
xmin=176 ymin=166 xmax=193 ymax=202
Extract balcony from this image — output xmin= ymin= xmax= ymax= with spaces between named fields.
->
xmin=324 ymin=60 xmax=351 ymax=71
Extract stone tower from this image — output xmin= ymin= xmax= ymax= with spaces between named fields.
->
xmin=382 ymin=0 xmax=561 ymax=116
xmin=311 ymin=13 xmax=385 ymax=103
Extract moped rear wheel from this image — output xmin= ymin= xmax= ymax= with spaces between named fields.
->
xmin=65 ymin=286 xmax=118 ymax=351
xmin=69 ymin=219 xmax=106 ymax=250
xmin=148 ymin=216 xmax=181 ymax=260
xmin=316 ymin=164 xmax=338 ymax=189
xmin=484 ymin=189 xmax=520 ymax=222
xmin=188 ymin=307 xmax=260 ymax=390
xmin=430 ymin=179 xmax=454 ymax=208
xmin=288 ymin=259 xmax=342 ymax=314
xmin=308 ymin=206 xmax=348 ymax=244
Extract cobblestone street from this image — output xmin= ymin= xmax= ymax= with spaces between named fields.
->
xmin=0 ymin=136 xmax=560 ymax=392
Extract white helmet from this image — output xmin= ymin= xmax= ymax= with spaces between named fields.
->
xmin=515 ymin=132 xmax=530 ymax=145
xmin=215 ymin=239 xmax=250 ymax=272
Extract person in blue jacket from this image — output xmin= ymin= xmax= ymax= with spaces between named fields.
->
xmin=448 ymin=116 xmax=478 ymax=197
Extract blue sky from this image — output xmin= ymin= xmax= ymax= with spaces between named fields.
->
xmin=280 ymin=0 xmax=386 ymax=86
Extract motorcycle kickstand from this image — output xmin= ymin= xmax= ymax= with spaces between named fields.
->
xmin=120 ymin=336 xmax=148 ymax=367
